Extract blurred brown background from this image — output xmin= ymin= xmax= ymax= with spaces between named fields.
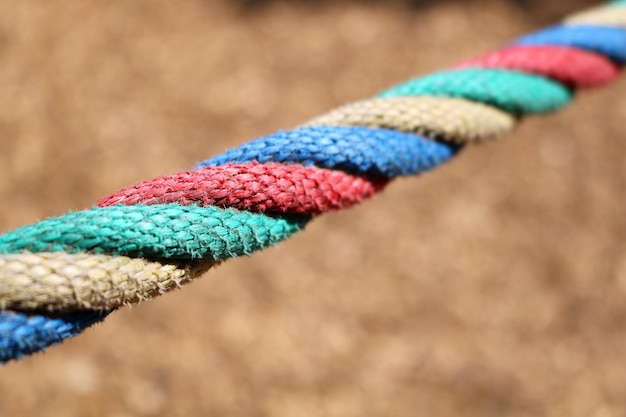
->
xmin=1 ymin=0 xmax=626 ymax=416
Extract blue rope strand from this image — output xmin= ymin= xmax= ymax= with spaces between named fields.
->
xmin=0 ymin=310 xmax=111 ymax=362
xmin=515 ymin=25 xmax=626 ymax=64
xmin=196 ymin=126 xmax=461 ymax=177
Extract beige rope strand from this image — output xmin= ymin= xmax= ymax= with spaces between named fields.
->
xmin=0 ymin=253 xmax=213 ymax=312
xmin=565 ymin=6 xmax=626 ymax=27
xmin=303 ymin=96 xmax=517 ymax=143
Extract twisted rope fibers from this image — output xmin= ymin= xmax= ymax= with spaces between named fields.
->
xmin=0 ymin=253 xmax=213 ymax=311
xmin=379 ymin=68 xmax=574 ymax=115
xmin=1 ymin=2 xmax=626 ymax=362
xmin=303 ymin=97 xmax=516 ymax=143
xmin=196 ymin=126 xmax=460 ymax=176
xmin=514 ymin=25 xmax=626 ymax=63
xmin=98 ymin=163 xmax=388 ymax=215
xmin=455 ymin=45 xmax=620 ymax=88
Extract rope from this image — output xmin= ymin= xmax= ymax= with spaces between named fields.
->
xmin=0 ymin=253 xmax=213 ymax=311
xmin=303 ymin=97 xmax=516 ymax=143
xmin=1 ymin=1 xmax=626 ymax=363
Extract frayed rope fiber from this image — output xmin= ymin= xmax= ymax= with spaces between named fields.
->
xmin=1 ymin=1 xmax=625 ymax=363
xmin=0 ymin=253 xmax=213 ymax=311
xmin=0 ymin=310 xmax=110 ymax=361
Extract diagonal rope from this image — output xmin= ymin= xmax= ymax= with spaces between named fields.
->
xmin=1 ymin=1 xmax=625 ymax=362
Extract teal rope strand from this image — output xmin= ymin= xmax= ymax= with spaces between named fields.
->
xmin=379 ymin=69 xmax=573 ymax=115
xmin=0 ymin=205 xmax=310 ymax=261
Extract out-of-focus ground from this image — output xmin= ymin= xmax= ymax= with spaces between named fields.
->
xmin=1 ymin=0 xmax=626 ymax=416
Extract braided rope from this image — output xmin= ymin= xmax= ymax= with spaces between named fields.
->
xmin=303 ymin=97 xmax=515 ymax=143
xmin=1 ymin=1 xmax=626 ymax=362
xmin=98 ymin=163 xmax=387 ymax=215
xmin=0 ymin=253 xmax=213 ymax=311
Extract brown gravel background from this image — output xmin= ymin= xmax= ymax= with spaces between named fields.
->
xmin=1 ymin=1 xmax=626 ymax=416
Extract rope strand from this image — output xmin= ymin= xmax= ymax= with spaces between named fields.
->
xmin=1 ymin=1 xmax=625 ymax=363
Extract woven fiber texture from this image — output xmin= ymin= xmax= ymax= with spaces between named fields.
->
xmin=0 ymin=253 xmax=213 ymax=311
xmin=456 ymin=45 xmax=620 ymax=88
xmin=379 ymin=68 xmax=573 ymax=115
xmin=196 ymin=126 xmax=461 ymax=177
xmin=98 ymin=163 xmax=387 ymax=215
xmin=303 ymin=97 xmax=516 ymax=143
xmin=0 ymin=205 xmax=309 ymax=260
xmin=1 ymin=1 xmax=625 ymax=363
xmin=515 ymin=25 xmax=626 ymax=64
xmin=0 ymin=310 xmax=110 ymax=360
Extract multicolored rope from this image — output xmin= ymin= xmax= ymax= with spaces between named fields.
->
xmin=1 ymin=1 xmax=626 ymax=362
